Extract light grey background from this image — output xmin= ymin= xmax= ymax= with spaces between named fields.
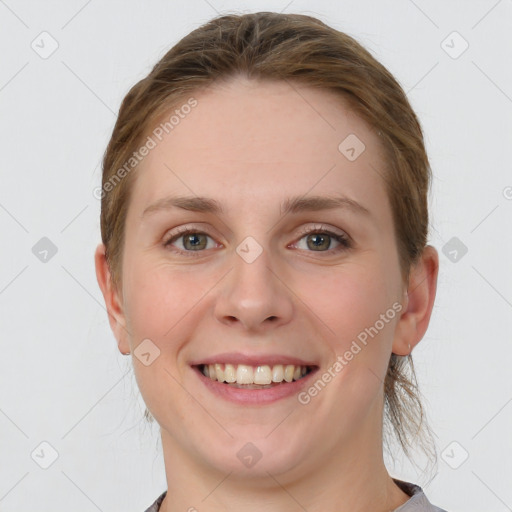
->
xmin=1 ymin=1 xmax=511 ymax=511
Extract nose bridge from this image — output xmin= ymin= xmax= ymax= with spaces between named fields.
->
xmin=213 ymin=237 xmax=293 ymax=330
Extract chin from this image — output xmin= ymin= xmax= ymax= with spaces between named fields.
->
xmin=201 ymin=432 xmax=307 ymax=478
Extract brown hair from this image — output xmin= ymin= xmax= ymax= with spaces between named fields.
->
xmin=100 ymin=11 xmax=437 ymax=469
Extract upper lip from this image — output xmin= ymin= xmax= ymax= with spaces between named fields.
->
xmin=190 ymin=352 xmax=318 ymax=367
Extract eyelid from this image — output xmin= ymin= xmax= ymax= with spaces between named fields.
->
xmin=163 ymin=223 xmax=220 ymax=242
xmin=295 ymin=223 xmax=348 ymax=240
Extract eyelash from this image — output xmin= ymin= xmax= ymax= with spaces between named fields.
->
xmin=163 ymin=224 xmax=352 ymax=258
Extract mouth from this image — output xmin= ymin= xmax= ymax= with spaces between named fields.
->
xmin=193 ymin=363 xmax=316 ymax=389
xmin=189 ymin=352 xmax=320 ymax=404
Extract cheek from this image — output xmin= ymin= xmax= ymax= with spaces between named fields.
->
xmin=124 ymin=260 xmax=208 ymax=339
xmin=300 ymin=265 xmax=395 ymax=361
xmin=123 ymin=266 xmax=200 ymax=426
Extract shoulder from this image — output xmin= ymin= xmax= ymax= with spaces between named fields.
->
xmin=143 ymin=483 xmax=450 ymax=512
xmin=143 ymin=490 xmax=167 ymax=512
xmin=392 ymin=478 xmax=449 ymax=512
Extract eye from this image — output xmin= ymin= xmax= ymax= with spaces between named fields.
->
xmin=163 ymin=223 xmax=352 ymax=257
xmin=292 ymin=224 xmax=352 ymax=254
xmin=163 ymin=227 xmax=219 ymax=256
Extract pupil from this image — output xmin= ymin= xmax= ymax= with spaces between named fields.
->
xmin=185 ymin=233 xmax=206 ymax=250
xmin=308 ymin=234 xmax=329 ymax=250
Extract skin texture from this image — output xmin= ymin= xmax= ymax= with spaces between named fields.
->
xmin=95 ymin=77 xmax=439 ymax=512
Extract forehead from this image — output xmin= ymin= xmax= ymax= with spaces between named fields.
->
xmin=131 ymin=78 xmax=389 ymax=218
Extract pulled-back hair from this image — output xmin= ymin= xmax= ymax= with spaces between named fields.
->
xmin=100 ymin=11 xmax=437 ymax=469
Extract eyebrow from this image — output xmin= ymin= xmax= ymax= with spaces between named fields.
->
xmin=141 ymin=194 xmax=371 ymax=218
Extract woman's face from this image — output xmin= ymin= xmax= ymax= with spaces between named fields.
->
xmin=100 ymin=78 xmax=414 ymax=478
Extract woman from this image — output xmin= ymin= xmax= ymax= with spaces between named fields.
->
xmin=95 ymin=12 xmax=447 ymax=512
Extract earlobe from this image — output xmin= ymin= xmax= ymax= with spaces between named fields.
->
xmin=94 ymin=243 xmax=131 ymax=354
xmin=392 ymin=245 xmax=439 ymax=356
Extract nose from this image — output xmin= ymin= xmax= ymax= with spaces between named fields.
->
xmin=213 ymin=243 xmax=294 ymax=332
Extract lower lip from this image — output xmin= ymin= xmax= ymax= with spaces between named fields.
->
xmin=192 ymin=366 xmax=318 ymax=405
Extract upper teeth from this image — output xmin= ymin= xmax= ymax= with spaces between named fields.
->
xmin=202 ymin=364 xmax=308 ymax=384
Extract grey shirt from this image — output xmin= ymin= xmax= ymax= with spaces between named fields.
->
xmin=143 ymin=478 xmax=448 ymax=511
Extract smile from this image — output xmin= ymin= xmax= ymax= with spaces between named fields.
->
xmin=191 ymin=361 xmax=319 ymax=404
xmin=198 ymin=363 xmax=314 ymax=387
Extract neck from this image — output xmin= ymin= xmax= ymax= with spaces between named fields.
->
xmin=158 ymin=409 xmax=410 ymax=512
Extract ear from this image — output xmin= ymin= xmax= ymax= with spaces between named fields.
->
xmin=94 ymin=243 xmax=131 ymax=355
xmin=392 ymin=245 xmax=439 ymax=355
